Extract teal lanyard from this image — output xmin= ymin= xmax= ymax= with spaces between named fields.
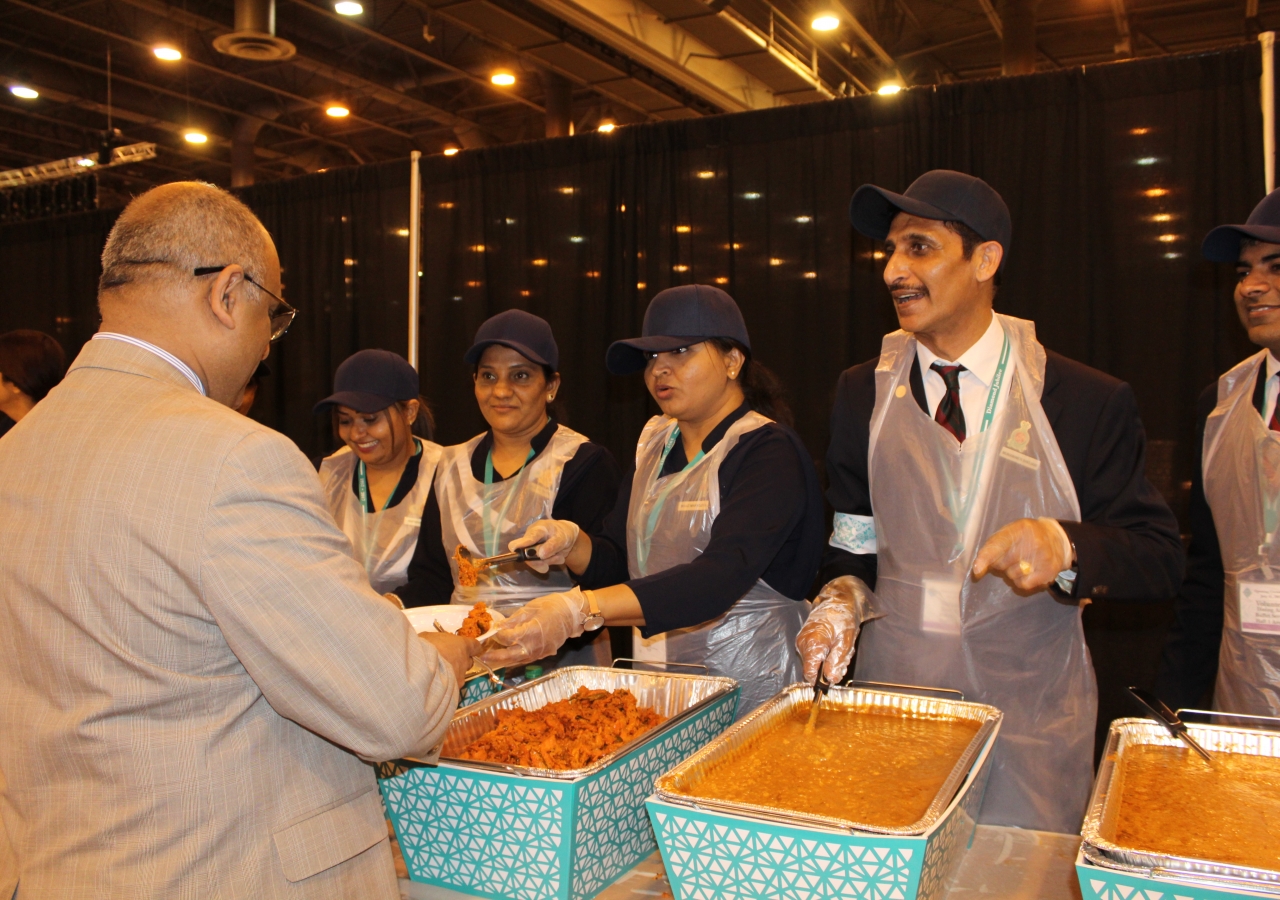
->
xmin=356 ymin=438 xmax=421 ymax=514
xmin=935 ymin=332 xmax=1012 ymax=551
xmin=481 ymin=445 xmax=536 ymax=556
xmin=637 ymin=426 xmax=707 ymax=574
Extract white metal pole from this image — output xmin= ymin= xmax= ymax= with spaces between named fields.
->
xmin=1262 ymin=32 xmax=1275 ymax=193
xmin=407 ymin=150 xmax=422 ymax=371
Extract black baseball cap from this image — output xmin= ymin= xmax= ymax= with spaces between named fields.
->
xmin=313 ymin=349 xmax=418 ymax=414
xmin=1203 ymin=189 xmax=1280 ymax=262
xmin=606 ymin=284 xmax=751 ymax=375
xmin=849 ymin=169 xmax=1012 ymax=270
xmin=463 ymin=309 xmax=558 ymax=370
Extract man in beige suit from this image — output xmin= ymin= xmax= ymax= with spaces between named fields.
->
xmin=0 ymin=182 xmax=477 ymax=899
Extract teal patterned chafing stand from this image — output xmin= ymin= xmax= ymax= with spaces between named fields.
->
xmin=379 ymin=684 xmax=739 ymax=900
xmin=460 ymin=670 xmax=504 ymax=708
xmin=1076 ymin=849 xmax=1279 ymax=900
xmin=645 ymin=730 xmax=996 ymax=900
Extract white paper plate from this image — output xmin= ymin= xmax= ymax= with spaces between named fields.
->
xmin=403 ymin=604 xmax=505 ymax=641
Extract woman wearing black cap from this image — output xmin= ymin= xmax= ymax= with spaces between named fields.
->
xmin=0 ymin=329 xmax=66 ymax=439
xmin=314 ymin=349 xmax=441 ymax=597
xmin=392 ymin=311 xmax=620 ymax=668
xmin=485 ymin=286 xmax=825 ymax=714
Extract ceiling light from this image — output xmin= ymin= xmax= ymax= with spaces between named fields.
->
xmin=153 ymin=46 xmax=182 ymax=61
xmin=569 ymin=236 xmax=585 ymax=243
xmin=334 ymin=1 xmax=363 ymax=14
xmin=1157 ymin=234 xmax=1180 ymax=243
xmin=76 ymin=157 xmax=96 ymax=167
xmin=598 ymin=120 xmax=616 ymax=133
xmin=491 ymin=71 xmax=516 ymax=87
xmin=697 ymin=170 xmax=715 ymax=179
xmin=183 ymin=130 xmax=208 ymax=144
xmin=675 ymin=225 xmax=691 ymax=233
xmin=1144 ymin=188 xmax=1169 ymax=197
xmin=325 ymin=104 xmax=350 ymax=117
xmin=795 ymin=215 xmax=812 ymax=223
xmin=743 ymin=192 xmax=761 ymax=200
xmin=878 ymin=82 xmax=903 ymax=96
xmin=1151 ymin=213 xmax=1173 ymax=222
xmin=443 ymin=146 xmax=459 ymax=156
xmin=9 ymin=86 xmax=38 ymax=100
xmin=395 ymin=228 xmax=410 ymax=237
xmin=812 ymin=14 xmax=840 ymax=30
xmin=1135 ymin=156 xmax=1157 ymax=165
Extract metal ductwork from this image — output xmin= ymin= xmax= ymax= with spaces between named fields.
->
xmin=213 ymin=0 xmax=295 ymax=61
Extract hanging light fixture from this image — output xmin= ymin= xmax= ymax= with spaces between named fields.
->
xmin=9 ymin=85 xmax=38 ymax=99
xmin=325 ymin=104 xmax=350 ymax=117
xmin=490 ymin=70 xmax=516 ymax=86
xmin=184 ymin=130 xmax=208 ymax=144
xmin=811 ymin=14 xmax=840 ymax=31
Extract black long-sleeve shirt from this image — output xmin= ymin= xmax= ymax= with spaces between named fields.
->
xmin=1155 ymin=377 xmax=1251 ymax=709
xmin=393 ymin=419 xmax=621 ymax=608
xmin=822 ymin=350 xmax=1184 ymax=602
xmin=578 ymin=403 xmax=825 ymax=637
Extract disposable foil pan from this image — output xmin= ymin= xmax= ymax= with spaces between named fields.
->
xmin=653 ymin=683 xmax=1002 ymax=835
xmin=439 ymin=665 xmax=738 ymax=781
xmin=1081 ymin=717 xmax=1280 ymax=893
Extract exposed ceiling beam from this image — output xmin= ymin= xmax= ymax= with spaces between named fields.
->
xmin=977 ymin=0 xmax=1004 ymax=40
xmin=1111 ymin=0 xmax=1133 ymax=54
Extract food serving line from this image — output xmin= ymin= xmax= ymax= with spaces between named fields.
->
xmin=375 ymin=654 xmax=1280 ymax=900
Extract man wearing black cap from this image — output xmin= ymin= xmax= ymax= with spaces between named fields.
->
xmin=1157 ymin=190 xmax=1280 ymax=717
xmin=796 ymin=170 xmax=1182 ymax=833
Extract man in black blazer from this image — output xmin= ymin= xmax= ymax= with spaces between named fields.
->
xmin=796 ymin=170 xmax=1182 ymax=833
xmin=1156 ymin=189 xmax=1280 ymax=716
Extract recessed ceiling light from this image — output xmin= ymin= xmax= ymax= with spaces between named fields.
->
xmin=9 ymin=85 xmax=38 ymax=100
xmin=491 ymin=71 xmax=516 ymax=87
xmin=325 ymin=104 xmax=350 ymax=117
xmin=334 ymin=1 xmax=363 ymax=14
xmin=812 ymin=14 xmax=840 ymax=31
xmin=184 ymin=130 xmax=208 ymax=144
xmin=443 ymin=146 xmax=459 ymax=156
xmin=878 ymin=82 xmax=903 ymax=95
xmin=153 ymin=46 xmax=182 ymax=61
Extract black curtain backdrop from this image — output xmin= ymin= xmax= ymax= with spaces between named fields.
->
xmin=0 ymin=44 xmax=1264 ymax=479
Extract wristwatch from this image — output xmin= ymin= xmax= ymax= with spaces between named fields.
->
xmin=582 ymin=589 xmax=605 ymax=632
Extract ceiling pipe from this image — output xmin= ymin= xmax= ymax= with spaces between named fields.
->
xmin=214 ymin=0 xmax=296 ymax=61
xmin=231 ymin=105 xmax=281 ymax=187
xmin=999 ymin=0 xmax=1037 ymax=74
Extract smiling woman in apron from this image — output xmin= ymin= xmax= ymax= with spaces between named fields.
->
xmin=390 ymin=310 xmax=620 ymax=667
xmin=483 ymin=285 xmax=825 ymax=715
xmin=314 ymin=349 xmax=442 ymax=598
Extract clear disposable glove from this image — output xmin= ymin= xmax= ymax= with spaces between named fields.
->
xmin=481 ymin=587 xmax=587 ymax=668
xmin=509 ymin=519 xmax=581 ymax=574
xmin=971 ymin=516 xmax=1073 ymax=594
xmin=796 ymin=575 xmax=879 ymax=684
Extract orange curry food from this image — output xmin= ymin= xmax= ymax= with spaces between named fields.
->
xmin=456 ymin=602 xmax=493 ymax=639
xmin=454 ymin=544 xmax=480 ymax=588
xmin=458 ymin=686 xmax=666 ymax=770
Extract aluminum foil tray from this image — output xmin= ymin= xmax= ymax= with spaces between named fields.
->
xmin=440 ymin=665 xmax=738 ymax=781
xmin=1081 ymin=717 xmax=1280 ymax=893
xmin=653 ymin=683 xmax=1002 ymax=835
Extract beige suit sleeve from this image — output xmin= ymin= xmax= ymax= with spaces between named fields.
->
xmin=198 ymin=429 xmax=457 ymax=762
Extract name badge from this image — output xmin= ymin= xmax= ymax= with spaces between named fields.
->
xmin=404 ymin=516 xmax=422 ymax=527
xmin=677 ymin=500 xmax=710 ymax=512
xmin=999 ymin=419 xmax=1041 ymax=471
xmin=922 ymin=578 xmax=962 ymax=635
xmin=1239 ymin=582 xmax=1280 ymax=634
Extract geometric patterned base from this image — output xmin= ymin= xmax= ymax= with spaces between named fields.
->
xmin=1076 ymin=850 xmax=1277 ymax=900
xmin=459 ymin=672 xmax=504 ymax=708
xmin=380 ymin=690 xmax=739 ymax=900
xmin=647 ymin=731 xmax=995 ymax=900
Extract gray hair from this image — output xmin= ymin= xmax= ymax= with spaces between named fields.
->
xmin=99 ymin=181 xmax=273 ymax=296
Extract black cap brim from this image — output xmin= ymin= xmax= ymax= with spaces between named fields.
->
xmin=606 ymin=336 xmax=700 ymax=375
xmin=463 ymin=339 xmax=553 ymax=369
xmin=1202 ymin=223 xmax=1280 ymax=262
xmin=849 ymin=184 xmax=952 ymax=240
xmin=313 ymin=391 xmax=396 ymax=415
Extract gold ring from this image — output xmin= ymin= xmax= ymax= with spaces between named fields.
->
xmin=1018 ymin=560 xmax=1032 ymax=575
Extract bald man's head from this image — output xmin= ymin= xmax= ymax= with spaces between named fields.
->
xmin=99 ymin=181 xmax=274 ymax=302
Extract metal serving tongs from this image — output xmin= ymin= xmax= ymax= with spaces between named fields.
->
xmin=804 ymin=670 xmax=832 ymax=734
xmin=459 ymin=545 xmax=543 ymax=570
xmin=1128 ymin=686 xmax=1213 ymax=763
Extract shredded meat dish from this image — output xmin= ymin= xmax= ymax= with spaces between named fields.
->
xmin=458 ymin=687 xmax=666 ymax=770
xmin=454 ymin=544 xmax=480 ymax=588
xmin=456 ymin=602 xmax=492 ymax=639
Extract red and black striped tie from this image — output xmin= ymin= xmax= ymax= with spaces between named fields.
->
xmin=931 ymin=362 xmax=967 ymax=443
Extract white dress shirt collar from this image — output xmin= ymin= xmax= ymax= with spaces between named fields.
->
xmin=915 ymin=312 xmax=1005 ymax=388
xmin=92 ymin=333 xmax=207 ymax=396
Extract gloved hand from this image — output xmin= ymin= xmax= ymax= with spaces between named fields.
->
xmin=481 ymin=588 xmax=587 ymax=668
xmin=509 ymin=519 xmax=581 ymax=574
xmin=796 ymin=575 xmax=878 ymax=684
xmin=971 ymin=516 xmax=1073 ymax=594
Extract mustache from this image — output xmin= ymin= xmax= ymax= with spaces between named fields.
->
xmin=888 ymin=279 xmax=929 ymax=296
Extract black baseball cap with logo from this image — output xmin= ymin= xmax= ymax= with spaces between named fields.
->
xmin=1202 ymin=189 xmax=1280 ymax=262
xmin=463 ymin=309 xmax=559 ymax=370
xmin=848 ymin=169 xmax=1013 ymax=270
xmin=313 ymin=349 xmax=418 ymax=414
xmin=606 ymin=284 xmax=751 ymax=375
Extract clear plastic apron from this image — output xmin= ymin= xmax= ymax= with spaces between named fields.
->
xmin=318 ymin=440 xmax=444 ymax=595
xmin=436 ymin=425 xmax=587 ymax=612
xmin=1203 ymin=350 xmax=1280 ymax=716
xmin=626 ymin=412 xmax=807 ymax=717
xmin=859 ymin=314 xmax=1095 ymax=834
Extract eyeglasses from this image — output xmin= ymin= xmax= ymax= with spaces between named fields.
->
xmin=194 ymin=265 xmax=297 ymax=342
